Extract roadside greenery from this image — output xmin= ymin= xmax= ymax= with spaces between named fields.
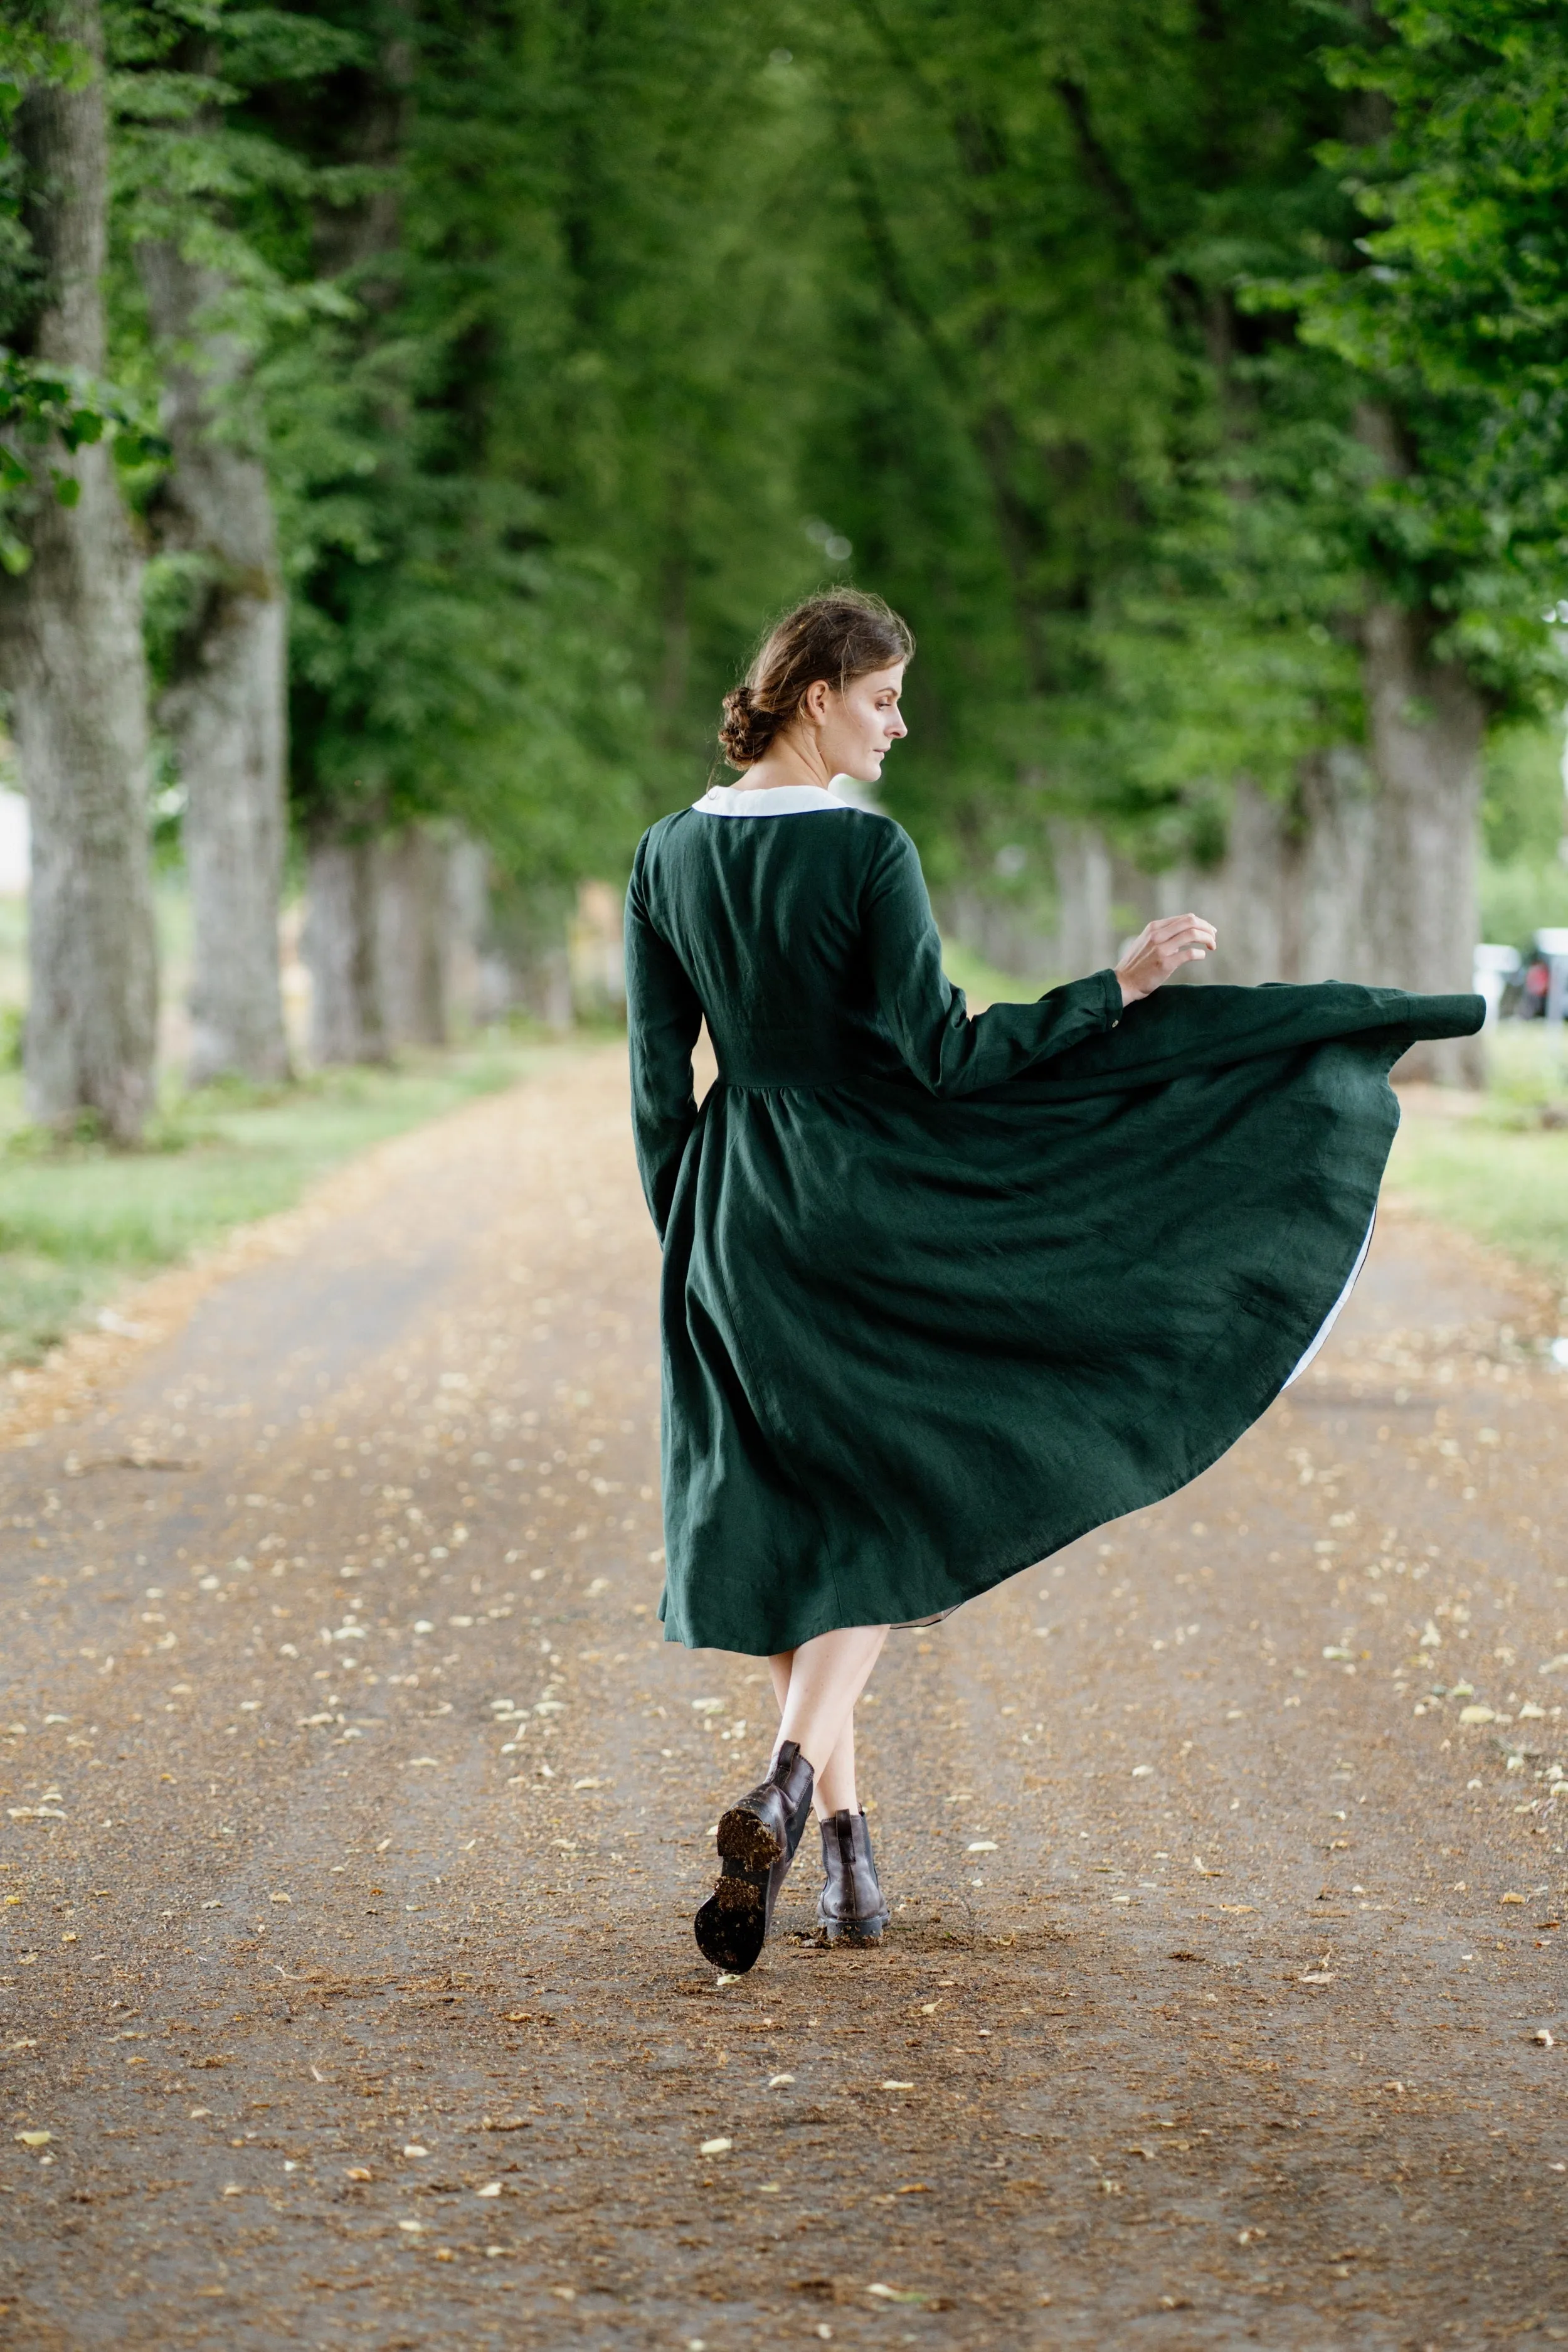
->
xmin=65 ymin=1 xmax=1568 ymax=903
xmin=1388 ymin=1025 xmax=1568 ymax=1287
xmin=0 ymin=1034 xmax=556 ymax=1366
xmin=3 ymin=3 xmax=1564 ymax=917
xmin=1 ymin=1 xmax=1565 ymax=1321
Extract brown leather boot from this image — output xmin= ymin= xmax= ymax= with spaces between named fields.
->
xmin=817 ymin=1808 xmax=890 ymax=1944
xmin=694 ymin=1740 xmax=815 ymax=1974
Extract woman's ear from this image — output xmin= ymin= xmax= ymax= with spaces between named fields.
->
xmin=798 ymin=678 xmax=834 ymax=727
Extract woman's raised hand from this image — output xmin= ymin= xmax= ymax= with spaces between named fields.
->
xmin=1114 ymin=913 xmax=1217 ymax=1008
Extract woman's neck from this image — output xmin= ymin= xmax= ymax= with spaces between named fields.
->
xmin=731 ymin=727 xmax=832 ymax=794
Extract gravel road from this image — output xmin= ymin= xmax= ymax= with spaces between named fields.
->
xmin=2 ymin=1045 xmax=1566 ymax=2351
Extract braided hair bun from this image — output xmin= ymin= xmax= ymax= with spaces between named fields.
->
xmin=718 ymin=590 xmax=914 ymax=769
xmin=718 ymin=684 xmax=780 ymax=767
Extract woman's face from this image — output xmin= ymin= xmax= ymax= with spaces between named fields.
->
xmin=800 ymin=663 xmax=908 ymax=784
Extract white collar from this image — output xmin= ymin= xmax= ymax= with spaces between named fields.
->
xmin=691 ymin=776 xmax=872 ymax=817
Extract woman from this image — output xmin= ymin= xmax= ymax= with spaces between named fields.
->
xmin=624 ymin=590 xmax=1481 ymax=1975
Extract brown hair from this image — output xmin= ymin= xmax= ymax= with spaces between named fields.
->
xmin=718 ymin=590 xmax=914 ymax=768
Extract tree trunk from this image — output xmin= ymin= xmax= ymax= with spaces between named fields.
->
xmin=137 ymin=240 xmax=290 ymax=1085
xmin=1162 ymin=782 xmax=1291 ymax=987
xmin=445 ymin=838 xmax=489 ymax=1033
xmin=1291 ymin=747 xmax=1379 ymax=986
xmin=1047 ymin=819 xmax=1116 ymax=977
xmin=0 ymin=1 xmax=157 ymax=1142
xmin=1360 ymin=602 xmax=1486 ymax=1085
xmin=376 ymin=827 xmax=448 ymax=1047
xmin=303 ymin=838 xmax=388 ymax=1066
xmin=479 ymin=878 xmax=574 ymax=1028
xmin=1153 ymin=751 xmax=1388 ymax=1001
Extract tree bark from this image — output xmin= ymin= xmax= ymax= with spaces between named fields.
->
xmin=303 ymin=838 xmax=388 ymax=1065
xmin=138 ymin=240 xmax=290 ymax=1085
xmin=1047 ymin=819 xmax=1116 ymax=977
xmin=375 ymin=827 xmax=448 ymax=1047
xmin=0 ymin=0 xmax=157 ymax=1142
xmin=1348 ymin=405 xmax=1486 ymax=1082
xmin=1291 ymin=748 xmax=1379 ymax=986
xmin=1158 ymin=783 xmax=1291 ymax=988
xmin=1360 ymin=602 xmax=1486 ymax=1085
xmin=479 ymin=878 xmax=574 ymax=1029
xmin=445 ymin=837 xmax=489 ymax=1033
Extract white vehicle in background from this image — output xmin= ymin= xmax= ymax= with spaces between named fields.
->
xmin=1473 ymin=940 xmax=1521 ymax=1025
xmin=1499 ymin=927 xmax=1568 ymax=1021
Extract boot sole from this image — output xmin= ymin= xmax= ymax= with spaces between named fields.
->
xmin=820 ymin=1912 xmax=889 ymax=1945
xmin=716 ymin=1802 xmax=785 ymax=1875
xmin=694 ymin=1871 xmax=768 ymax=1972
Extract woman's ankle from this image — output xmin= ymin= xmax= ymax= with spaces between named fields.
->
xmin=813 ymin=1791 xmax=857 ymax=1821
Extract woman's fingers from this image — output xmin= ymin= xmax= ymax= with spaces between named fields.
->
xmin=1114 ymin=912 xmax=1218 ymax=1004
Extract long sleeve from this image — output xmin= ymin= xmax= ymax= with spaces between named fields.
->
xmin=624 ymin=832 xmax=703 ymax=1240
xmin=862 ymin=824 xmax=1123 ymax=1096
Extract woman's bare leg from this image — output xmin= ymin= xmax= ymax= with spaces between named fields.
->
xmin=766 ymin=1656 xmax=865 ymax=1816
xmin=766 ymin=1654 xmax=860 ymax=1817
xmin=813 ymin=1711 xmax=859 ymax=1819
xmin=766 ymin=1626 xmax=888 ymax=1817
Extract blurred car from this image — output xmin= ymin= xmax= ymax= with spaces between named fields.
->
xmin=1502 ymin=928 xmax=1568 ymax=1019
xmin=1474 ymin=941 xmax=1520 ymax=1024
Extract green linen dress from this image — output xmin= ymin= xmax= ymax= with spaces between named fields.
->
xmin=625 ymin=780 xmax=1483 ymax=1658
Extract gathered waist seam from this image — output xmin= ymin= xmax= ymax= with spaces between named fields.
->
xmin=714 ymin=1075 xmax=850 ymax=1095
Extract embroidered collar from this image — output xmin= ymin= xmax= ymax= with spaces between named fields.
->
xmin=691 ymin=777 xmax=870 ymax=817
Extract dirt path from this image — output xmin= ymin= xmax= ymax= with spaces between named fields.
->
xmin=1 ymin=1046 xmax=1566 ymax=2351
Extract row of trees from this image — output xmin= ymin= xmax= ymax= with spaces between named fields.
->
xmin=1 ymin=0 xmax=1564 ymax=1134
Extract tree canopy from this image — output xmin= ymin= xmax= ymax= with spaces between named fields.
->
xmin=6 ymin=0 xmax=1566 ymax=917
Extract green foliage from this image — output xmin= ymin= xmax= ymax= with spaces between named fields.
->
xmin=0 ymin=14 xmax=82 ymax=340
xmin=1478 ymin=854 xmax=1568 ymax=950
xmin=1386 ymin=1050 xmax=1568 ymax=1282
xmin=0 ymin=15 xmax=166 ymax=570
xmin=726 ymin=4 xmax=1385 ymax=878
xmin=1483 ymin=720 xmax=1566 ymax=866
xmin=1283 ymin=0 xmax=1568 ymax=717
xmin=0 ymin=1035 xmax=556 ymax=1365
xmin=17 ymin=0 xmax=1568 ymax=930
xmin=109 ymin=0 xmax=662 ymax=879
xmin=1478 ymin=717 xmax=1568 ymax=947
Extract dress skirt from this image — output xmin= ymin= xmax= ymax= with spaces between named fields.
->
xmin=624 ymin=792 xmax=1484 ymax=1656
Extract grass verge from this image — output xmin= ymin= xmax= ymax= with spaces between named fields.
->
xmin=0 ymin=1034 xmax=562 ymax=1368
xmin=1386 ymin=1023 xmax=1568 ymax=1294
